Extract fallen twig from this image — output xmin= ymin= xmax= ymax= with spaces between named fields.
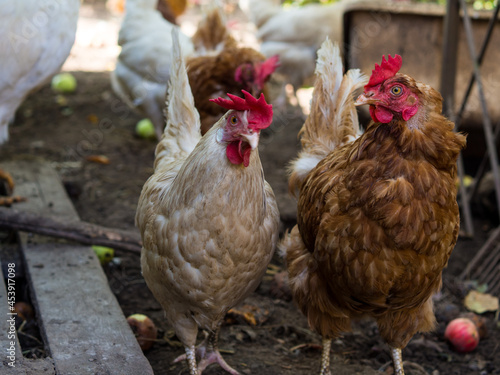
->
xmin=0 ymin=208 xmax=142 ymax=254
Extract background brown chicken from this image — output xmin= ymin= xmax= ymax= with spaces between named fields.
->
xmin=112 ymin=2 xmax=278 ymax=139
xmin=280 ymin=39 xmax=466 ymax=375
xmin=187 ymin=9 xmax=279 ymax=134
xmin=136 ymin=30 xmax=280 ymax=375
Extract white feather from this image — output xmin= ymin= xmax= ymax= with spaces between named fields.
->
xmin=288 ymin=37 xmax=368 ymax=186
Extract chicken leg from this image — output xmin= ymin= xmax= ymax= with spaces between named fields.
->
xmin=174 ymin=326 xmax=240 ymax=375
xmin=0 ymin=169 xmax=26 ymax=206
xmin=390 ymin=347 xmax=405 ymax=375
xmin=319 ymin=337 xmax=331 ymax=375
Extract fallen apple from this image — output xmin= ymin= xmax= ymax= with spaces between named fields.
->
xmin=444 ymin=317 xmax=479 ymax=353
xmin=92 ymin=245 xmax=115 ymax=265
xmin=51 ymin=73 xmax=77 ymax=93
xmin=135 ymin=118 xmax=156 ymax=139
xmin=127 ymin=313 xmax=157 ymax=351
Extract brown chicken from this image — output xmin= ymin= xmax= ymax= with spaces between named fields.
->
xmin=280 ymin=39 xmax=466 ymax=375
xmin=187 ymin=9 xmax=280 ymax=134
xmin=136 ymin=30 xmax=280 ymax=375
xmin=112 ymin=4 xmax=279 ymax=140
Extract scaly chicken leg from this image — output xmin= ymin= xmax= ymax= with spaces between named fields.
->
xmin=390 ymin=347 xmax=404 ymax=375
xmin=0 ymin=169 xmax=26 ymax=206
xmin=319 ymin=338 xmax=331 ymax=375
xmin=174 ymin=326 xmax=240 ymax=375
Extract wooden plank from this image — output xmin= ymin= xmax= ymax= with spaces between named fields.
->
xmin=4 ymin=160 xmax=80 ymax=221
xmin=0 ymin=257 xmax=56 ymax=374
xmin=0 ymin=259 xmax=22 ymax=368
xmin=22 ymin=243 xmax=153 ymax=375
xmin=2 ymin=160 xmax=154 ymax=375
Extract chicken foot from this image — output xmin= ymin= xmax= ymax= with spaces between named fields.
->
xmin=390 ymin=347 xmax=405 ymax=375
xmin=0 ymin=169 xmax=26 ymax=207
xmin=174 ymin=326 xmax=240 ymax=375
xmin=319 ymin=337 xmax=331 ymax=375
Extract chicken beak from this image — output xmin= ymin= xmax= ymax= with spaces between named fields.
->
xmin=242 ymin=131 xmax=260 ymax=150
xmin=355 ymin=91 xmax=379 ymax=107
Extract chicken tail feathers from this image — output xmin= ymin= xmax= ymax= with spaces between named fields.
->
xmin=279 ymin=227 xmax=350 ymax=337
xmin=154 ymin=28 xmax=201 ymax=172
xmin=288 ymin=38 xmax=367 ymax=195
xmin=191 ymin=7 xmax=236 ymax=54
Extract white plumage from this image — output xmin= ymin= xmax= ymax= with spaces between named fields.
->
xmin=249 ymin=0 xmax=344 ymax=94
xmin=288 ymin=38 xmax=366 ymax=188
xmin=0 ymin=0 xmax=80 ymax=143
xmin=110 ymin=0 xmax=194 ymax=139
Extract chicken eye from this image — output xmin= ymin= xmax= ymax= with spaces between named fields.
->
xmin=391 ymin=85 xmax=403 ymax=96
xmin=230 ymin=116 xmax=238 ymax=125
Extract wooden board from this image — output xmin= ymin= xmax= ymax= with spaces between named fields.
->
xmin=0 ymin=259 xmax=22 ymax=369
xmin=2 ymin=160 xmax=154 ymax=375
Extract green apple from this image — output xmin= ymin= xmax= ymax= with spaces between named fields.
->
xmin=135 ymin=118 xmax=156 ymax=139
xmin=51 ymin=73 xmax=77 ymax=93
xmin=92 ymin=245 xmax=115 ymax=265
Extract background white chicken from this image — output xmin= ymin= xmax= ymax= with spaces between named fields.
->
xmin=111 ymin=0 xmax=194 ymax=139
xmin=248 ymin=0 xmax=344 ymax=96
xmin=0 ymin=0 xmax=80 ymax=206
xmin=0 ymin=0 xmax=80 ymax=143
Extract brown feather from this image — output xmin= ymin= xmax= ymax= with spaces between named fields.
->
xmin=187 ymin=9 xmax=273 ymax=135
xmin=282 ymin=70 xmax=466 ymax=351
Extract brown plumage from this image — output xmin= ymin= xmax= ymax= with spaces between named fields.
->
xmin=187 ymin=9 xmax=279 ymax=134
xmin=280 ymin=40 xmax=466 ymax=375
xmin=136 ymin=30 xmax=279 ymax=375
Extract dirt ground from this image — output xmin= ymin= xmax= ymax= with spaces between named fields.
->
xmin=1 ymin=1 xmax=500 ymax=374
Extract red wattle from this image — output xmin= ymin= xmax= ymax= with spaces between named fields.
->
xmin=226 ymin=141 xmax=252 ymax=167
xmin=226 ymin=142 xmax=244 ymax=165
xmin=373 ymin=106 xmax=394 ymax=123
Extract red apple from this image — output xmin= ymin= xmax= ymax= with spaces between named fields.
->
xmin=444 ymin=317 xmax=479 ymax=353
xmin=127 ymin=314 xmax=157 ymax=351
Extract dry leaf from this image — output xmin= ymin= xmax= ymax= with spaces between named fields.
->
xmin=226 ymin=304 xmax=270 ymax=326
xmin=86 ymin=155 xmax=110 ymax=165
xmin=87 ymin=114 xmax=99 ymax=124
xmin=464 ymin=290 xmax=499 ymax=314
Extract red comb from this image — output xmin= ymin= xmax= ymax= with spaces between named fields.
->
xmin=365 ymin=54 xmax=402 ymax=89
xmin=256 ymin=55 xmax=280 ymax=87
xmin=210 ymin=90 xmax=273 ymax=130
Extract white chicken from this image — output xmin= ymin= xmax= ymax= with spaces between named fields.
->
xmin=248 ymin=0 xmax=344 ymax=94
xmin=136 ymin=29 xmax=280 ymax=375
xmin=0 ymin=0 xmax=80 ymax=143
xmin=110 ymin=0 xmax=194 ymax=139
xmin=0 ymin=0 xmax=80 ymax=206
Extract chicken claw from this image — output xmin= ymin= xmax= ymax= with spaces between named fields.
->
xmin=173 ymin=328 xmax=240 ymax=375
